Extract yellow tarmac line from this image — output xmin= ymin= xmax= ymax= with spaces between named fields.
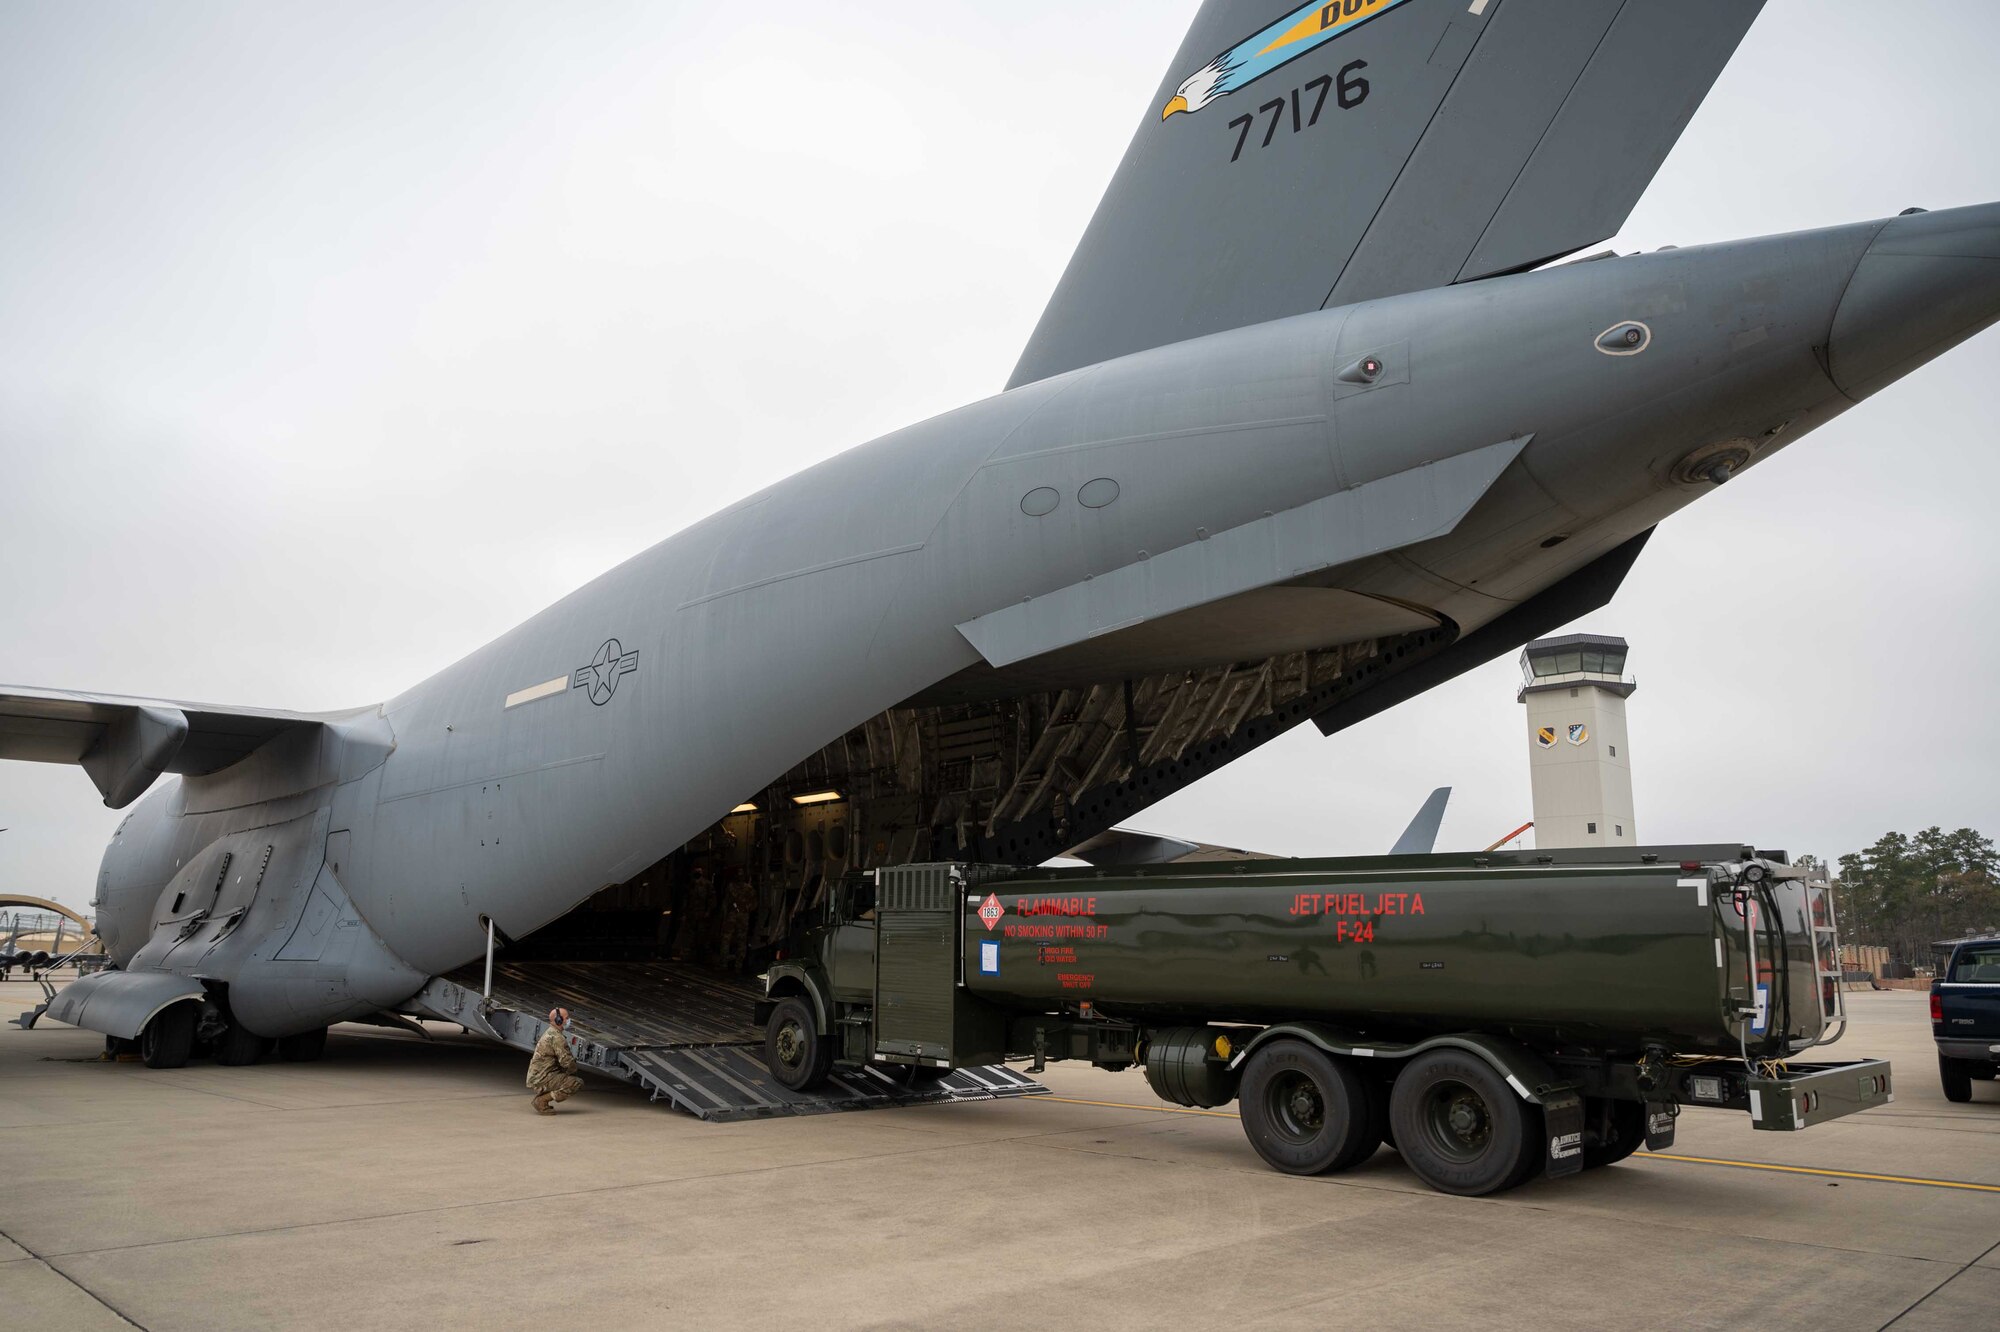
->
xmin=1634 ymin=1154 xmax=2000 ymax=1194
xmin=1034 ymin=1096 xmax=2000 ymax=1193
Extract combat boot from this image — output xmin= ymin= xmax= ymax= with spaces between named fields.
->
xmin=532 ymin=1092 xmax=555 ymax=1115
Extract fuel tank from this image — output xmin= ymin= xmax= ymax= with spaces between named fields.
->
xmin=958 ymin=847 xmax=1827 ymax=1057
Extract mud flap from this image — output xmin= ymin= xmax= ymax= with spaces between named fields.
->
xmin=1542 ymin=1090 xmax=1586 ymax=1178
xmin=1645 ymin=1101 xmax=1677 ymax=1151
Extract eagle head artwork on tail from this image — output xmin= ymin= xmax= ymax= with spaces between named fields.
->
xmin=1163 ymin=0 xmax=1414 ymax=119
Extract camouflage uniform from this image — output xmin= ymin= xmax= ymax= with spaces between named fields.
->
xmin=526 ymin=1023 xmax=583 ymax=1110
xmin=717 ymin=875 xmax=757 ymax=971
xmin=681 ymin=868 xmax=717 ymax=963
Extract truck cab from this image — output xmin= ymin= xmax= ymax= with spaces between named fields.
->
xmin=1932 ymin=935 xmax=2000 ymax=1102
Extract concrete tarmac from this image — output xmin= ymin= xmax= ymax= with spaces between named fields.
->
xmin=1 ymin=984 xmax=1993 ymax=1331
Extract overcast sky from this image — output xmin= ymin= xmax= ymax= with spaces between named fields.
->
xmin=3 ymin=1 xmax=1997 ymax=912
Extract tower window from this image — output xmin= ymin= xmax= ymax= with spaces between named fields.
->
xmin=1569 ymin=687 xmax=1578 ymax=697
xmin=1587 ymin=822 xmax=1597 ymax=834
xmin=1609 ymin=744 xmax=1617 ymax=757
xmin=1616 ymin=824 xmax=1624 ymax=836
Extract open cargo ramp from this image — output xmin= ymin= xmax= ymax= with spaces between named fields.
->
xmin=619 ymin=1046 xmax=1046 ymax=1122
xmin=412 ymin=960 xmax=1045 ymax=1121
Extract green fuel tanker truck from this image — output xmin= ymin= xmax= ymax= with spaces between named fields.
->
xmin=758 ymin=845 xmax=1892 ymax=1195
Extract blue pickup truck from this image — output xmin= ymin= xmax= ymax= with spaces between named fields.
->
xmin=1933 ymin=935 xmax=2000 ymax=1102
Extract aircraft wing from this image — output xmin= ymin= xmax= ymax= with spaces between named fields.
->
xmin=1066 ymin=787 xmax=1454 ymax=866
xmin=1065 ymin=829 xmax=1256 ymax=867
xmin=0 ymin=685 xmax=329 ymax=808
xmin=1009 ymin=0 xmax=1764 ymax=389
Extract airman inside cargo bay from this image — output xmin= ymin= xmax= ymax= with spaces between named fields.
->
xmin=527 ymin=1007 xmax=583 ymax=1114
xmin=718 ymin=872 xmax=757 ymax=971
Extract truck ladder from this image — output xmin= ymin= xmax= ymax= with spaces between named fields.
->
xmin=1800 ymin=873 xmax=1849 ymax=1049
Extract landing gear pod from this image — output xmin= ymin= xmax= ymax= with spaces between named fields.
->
xmin=1141 ymin=1027 xmax=1240 ymax=1108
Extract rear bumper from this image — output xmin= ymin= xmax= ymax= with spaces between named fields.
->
xmin=1936 ymin=1038 xmax=2000 ymax=1063
xmin=1747 ymin=1059 xmax=1894 ymax=1132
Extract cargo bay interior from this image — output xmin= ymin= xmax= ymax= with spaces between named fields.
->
xmin=459 ymin=636 xmax=1427 ymax=1064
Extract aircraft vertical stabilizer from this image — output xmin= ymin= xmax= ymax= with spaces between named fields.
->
xmin=1009 ymin=0 xmax=1764 ymax=389
xmin=1390 ymin=787 xmax=1453 ymax=856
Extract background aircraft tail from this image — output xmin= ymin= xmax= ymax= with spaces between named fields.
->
xmin=1009 ymin=0 xmax=1764 ymax=389
xmin=1389 ymin=786 xmax=1452 ymax=856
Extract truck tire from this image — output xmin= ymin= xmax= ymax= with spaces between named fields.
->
xmin=1502 ymin=1099 xmax=1547 ymax=1190
xmin=215 ymin=1023 xmax=274 ymax=1066
xmin=1390 ymin=1050 xmax=1535 ymax=1196
xmin=765 ymin=997 xmax=832 ymax=1091
xmin=1238 ymin=1041 xmax=1377 ymax=1176
xmin=140 ymin=1004 xmax=195 ymax=1070
xmin=1940 ymin=1053 xmax=1974 ymax=1103
xmin=1367 ymin=1076 xmax=1396 ymax=1152
xmin=1582 ymin=1098 xmax=1646 ymax=1170
xmin=279 ymin=1027 xmax=329 ymax=1062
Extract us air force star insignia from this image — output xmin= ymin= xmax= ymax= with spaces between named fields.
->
xmin=573 ymin=638 xmax=640 ymax=706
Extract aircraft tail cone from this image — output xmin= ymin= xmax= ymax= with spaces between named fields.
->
xmin=1828 ymin=201 xmax=2000 ymax=401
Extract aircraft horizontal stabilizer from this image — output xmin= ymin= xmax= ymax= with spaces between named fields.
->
xmin=955 ymin=436 xmax=1527 ymax=671
xmin=0 ymin=685 xmax=332 ymax=808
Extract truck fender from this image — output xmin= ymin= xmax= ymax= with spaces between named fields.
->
xmin=1233 ymin=1023 xmax=1574 ymax=1106
xmin=760 ymin=962 xmax=831 ymax=1035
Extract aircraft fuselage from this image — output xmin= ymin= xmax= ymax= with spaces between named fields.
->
xmin=88 ymin=203 xmax=2000 ymax=1034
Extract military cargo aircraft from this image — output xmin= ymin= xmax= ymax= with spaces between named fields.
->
xmin=6 ymin=1 xmax=1998 ymax=1102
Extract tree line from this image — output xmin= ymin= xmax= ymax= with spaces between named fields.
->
xmin=1829 ymin=827 xmax=1996 ymax=965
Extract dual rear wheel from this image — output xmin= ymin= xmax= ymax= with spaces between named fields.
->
xmin=1238 ymin=1042 xmax=1380 ymax=1175
xmin=1238 ymin=1041 xmax=1567 ymax=1196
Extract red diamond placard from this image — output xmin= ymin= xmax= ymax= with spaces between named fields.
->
xmin=978 ymin=893 xmax=1004 ymax=930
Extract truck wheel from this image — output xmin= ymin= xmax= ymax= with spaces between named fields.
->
xmin=279 ymin=1027 xmax=328 ymax=1062
xmin=1390 ymin=1050 xmax=1534 ymax=1196
xmin=1507 ymin=1101 xmax=1548 ymax=1189
xmin=140 ymin=1004 xmax=195 ymax=1070
xmin=1582 ymin=1098 xmax=1646 ymax=1169
xmin=215 ymin=1023 xmax=274 ymax=1066
xmin=1238 ymin=1041 xmax=1376 ymax=1175
xmin=1367 ymin=1077 xmax=1396 ymax=1153
xmin=1940 ymin=1053 xmax=1974 ymax=1103
xmin=765 ymin=997 xmax=831 ymax=1091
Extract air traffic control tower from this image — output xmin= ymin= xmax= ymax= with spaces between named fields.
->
xmin=1519 ymin=634 xmax=1636 ymax=848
